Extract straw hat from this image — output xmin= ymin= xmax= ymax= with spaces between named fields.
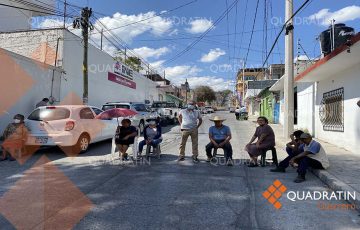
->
xmin=209 ymin=116 xmax=226 ymax=122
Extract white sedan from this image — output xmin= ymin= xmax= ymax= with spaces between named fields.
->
xmin=25 ymin=105 xmax=118 ymax=153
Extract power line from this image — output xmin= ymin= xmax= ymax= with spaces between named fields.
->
xmin=254 ymin=0 xmax=312 ymax=79
xmin=0 ymin=2 xmax=66 ymax=16
xmin=243 ymin=0 xmax=260 ymax=68
xmin=164 ymin=0 xmax=240 ymax=65
xmin=90 ymin=0 xmax=198 ymax=35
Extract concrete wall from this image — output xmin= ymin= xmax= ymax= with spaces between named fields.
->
xmin=0 ymin=48 xmax=62 ymax=132
xmin=0 ymin=29 xmax=162 ymax=109
xmin=314 ymin=64 xmax=360 ymax=153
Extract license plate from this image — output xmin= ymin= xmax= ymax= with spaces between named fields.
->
xmin=35 ymin=137 xmax=48 ymax=144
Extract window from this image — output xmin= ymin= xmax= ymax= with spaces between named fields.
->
xmin=80 ymin=108 xmax=95 ymax=119
xmin=319 ymin=87 xmax=344 ymax=132
xmin=115 ymin=104 xmax=130 ymax=109
xmin=28 ymin=107 xmax=70 ymax=121
xmin=132 ymin=104 xmax=147 ymax=112
xmin=91 ymin=107 xmax=103 ymax=115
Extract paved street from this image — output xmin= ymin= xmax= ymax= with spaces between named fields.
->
xmin=0 ymin=112 xmax=360 ymax=230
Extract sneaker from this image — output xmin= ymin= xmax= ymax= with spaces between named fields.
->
xmin=192 ymin=157 xmax=200 ymax=163
xmin=270 ymin=167 xmax=286 ymax=173
xmin=177 ymin=156 xmax=185 ymax=161
xmin=294 ymin=175 xmax=306 ymax=183
xmin=227 ymin=159 xmax=233 ymax=166
xmin=206 ymin=157 xmax=212 ymax=162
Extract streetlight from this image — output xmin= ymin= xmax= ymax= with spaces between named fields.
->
xmin=185 ymin=78 xmax=189 ymax=105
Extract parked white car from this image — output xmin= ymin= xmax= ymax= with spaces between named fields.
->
xmin=102 ymin=102 xmax=160 ymax=134
xmin=25 ymin=105 xmax=118 ymax=153
xmin=152 ymin=101 xmax=180 ymax=125
xmin=204 ymin=106 xmax=215 ymax=114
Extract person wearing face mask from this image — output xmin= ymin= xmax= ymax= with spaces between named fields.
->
xmin=1 ymin=114 xmax=28 ymax=161
xmin=137 ymin=119 xmax=162 ymax=158
xmin=178 ymin=101 xmax=203 ymax=162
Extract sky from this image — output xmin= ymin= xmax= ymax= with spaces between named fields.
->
xmin=36 ymin=0 xmax=360 ymax=91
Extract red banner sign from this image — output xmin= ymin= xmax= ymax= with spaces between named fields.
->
xmin=108 ymin=72 xmax=136 ymax=89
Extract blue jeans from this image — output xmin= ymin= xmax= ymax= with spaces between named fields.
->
xmin=138 ymin=139 xmax=162 ymax=153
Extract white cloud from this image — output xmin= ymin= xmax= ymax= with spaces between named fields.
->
xmin=149 ymin=60 xmax=166 ymax=70
xmin=132 ymin=46 xmax=170 ymax=60
xmin=200 ymin=48 xmax=226 ymax=63
xmin=186 ymin=19 xmax=214 ymax=34
xmin=308 ymin=5 xmax=360 ymax=26
xmin=164 ymin=65 xmax=202 ymax=79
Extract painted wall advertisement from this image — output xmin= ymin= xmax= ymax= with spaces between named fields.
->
xmin=108 ymin=61 xmax=136 ymax=89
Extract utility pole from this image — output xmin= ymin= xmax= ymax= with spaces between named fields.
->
xmin=73 ymin=7 xmax=94 ymax=105
xmin=284 ymin=0 xmax=294 ymax=137
xmin=63 ymin=0 xmax=67 ymax=28
xmin=100 ymin=29 xmax=103 ymax=50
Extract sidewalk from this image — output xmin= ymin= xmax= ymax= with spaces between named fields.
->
xmin=268 ymin=121 xmax=360 ymax=211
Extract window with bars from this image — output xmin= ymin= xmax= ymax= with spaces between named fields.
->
xmin=319 ymin=87 xmax=344 ymax=132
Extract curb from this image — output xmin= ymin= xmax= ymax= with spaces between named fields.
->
xmin=311 ymin=168 xmax=360 ymax=212
xmin=271 ymin=131 xmax=360 ymax=212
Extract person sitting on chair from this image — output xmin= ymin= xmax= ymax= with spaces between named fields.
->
xmin=1 ymin=114 xmax=28 ymax=162
xmin=115 ymin=119 xmax=138 ymax=160
xmin=271 ymin=133 xmax=329 ymax=183
xmin=245 ymin=116 xmax=275 ymax=167
xmin=206 ymin=116 xmax=233 ymax=166
xmin=286 ymin=130 xmax=305 ymax=156
xmin=138 ymin=119 xmax=162 ymax=158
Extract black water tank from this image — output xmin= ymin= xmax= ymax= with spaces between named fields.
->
xmin=320 ymin=23 xmax=355 ymax=56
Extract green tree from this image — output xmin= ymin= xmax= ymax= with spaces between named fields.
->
xmin=114 ymin=55 xmax=143 ymax=72
xmin=194 ymin=86 xmax=216 ymax=103
xmin=216 ymin=89 xmax=232 ymax=106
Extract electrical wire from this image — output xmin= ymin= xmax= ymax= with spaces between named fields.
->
xmin=254 ymin=0 xmax=312 ymax=79
xmin=164 ymin=0 xmax=240 ymax=65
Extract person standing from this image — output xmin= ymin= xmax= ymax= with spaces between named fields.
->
xmin=178 ymin=101 xmax=202 ymax=162
xmin=35 ymin=98 xmax=49 ymax=108
xmin=206 ymin=116 xmax=233 ymax=166
xmin=235 ymin=107 xmax=240 ymax=120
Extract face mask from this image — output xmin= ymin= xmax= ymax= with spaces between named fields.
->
xmin=14 ymin=119 xmax=21 ymax=124
xmin=187 ymin=105 xmax=195 ymax=110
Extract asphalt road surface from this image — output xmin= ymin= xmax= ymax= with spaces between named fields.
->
xmin=0 ymin=111 xmax=359 ymax=230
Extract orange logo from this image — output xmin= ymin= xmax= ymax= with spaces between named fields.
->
xmin=262 ymin=180 xmax=287 ymax=209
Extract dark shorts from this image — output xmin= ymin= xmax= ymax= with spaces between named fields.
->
xmin=115 ymin=139 xmax=135 ymax=146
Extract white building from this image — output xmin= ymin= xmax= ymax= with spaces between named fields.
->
xmin=0 ymin=28 xmax=164 ymax=105
xmin=0 ymin=0 xmax=55 ymax=32
xmin=0 ymin=47 xmax=62 ymax=131
xmin=271 ymin=33 xmax=360 ymax=153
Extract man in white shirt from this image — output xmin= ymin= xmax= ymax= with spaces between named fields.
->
xmin=178 ymin=101 xmax=202 ymax=162
xmin=271 ymin=133 xmax=329 ymax=183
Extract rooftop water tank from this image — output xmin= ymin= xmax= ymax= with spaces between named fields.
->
xmin=319 ymin=23 xmax=355 ymax=56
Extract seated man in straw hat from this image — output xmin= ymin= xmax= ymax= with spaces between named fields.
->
xmin=206 ymin=116 xmax=233 ymax=166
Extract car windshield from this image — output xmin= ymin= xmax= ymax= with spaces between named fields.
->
xmin=28 ymin=107 xmax=70 ymax=121
xmin=152 ymin=103 xmax=168 ymax=108
xmin=102 ymin=104 xmax=130 ymax=110
xmin=133 ymin=104 xmax=147 ymax=111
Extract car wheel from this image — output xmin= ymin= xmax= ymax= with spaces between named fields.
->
xmin=139 ymin=121 xmax=145 ymax=135
xmin=77 ymin=133 xmax=90 ymax=153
